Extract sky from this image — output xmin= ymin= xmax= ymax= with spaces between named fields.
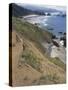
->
xmin=44 ymin=5 xmax=66 ymax=12
xmin=17 ymin=3 xmax=66 ymax=12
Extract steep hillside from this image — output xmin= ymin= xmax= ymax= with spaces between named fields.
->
xmin=11 ymin=17 xmax=66 ymax=86
xmin=12 ymin=17 xmax=52 ymax=53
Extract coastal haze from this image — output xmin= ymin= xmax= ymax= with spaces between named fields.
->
xmin=10 ymin=3 xmax=66 ymax=86
xmin=20 ymin=4 xmax=66 ymax=37
xmin=21 ymin=4 xmax=66 ymax=64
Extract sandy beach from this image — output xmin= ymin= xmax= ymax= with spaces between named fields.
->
xmin=22 ymin=15 xmax=66 ymax=64
xmin=23 ymin=14 xmax=50 ymax=24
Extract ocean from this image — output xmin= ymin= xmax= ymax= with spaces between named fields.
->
xmin=24 ymin=15 xmax=66 ymax=37
xmin=40 ymin=16 xmax=66 ymax=37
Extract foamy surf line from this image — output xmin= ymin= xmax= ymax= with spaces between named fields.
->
xmin=23 ymin=15 xmax=49 ymax=25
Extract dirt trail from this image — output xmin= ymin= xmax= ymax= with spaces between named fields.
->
xmin=25 ymin=39 xmax=65 ymax=73
xmin=11 ymin=31 xmax=66 ymax=86
xmin=12 ymin=30 xmax=23 ymax=85
xmin=12 ymin=31 xmax=41 ymax=86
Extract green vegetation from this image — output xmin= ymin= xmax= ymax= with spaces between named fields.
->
xmin=12 ymin=16 xmax=53 ymax=54
xmin=11 ymin=14 xmax=66 ymax=85
xmin=50 ymin=57 xmax=66 ymax=70
xmin=13 ymin=17 xmax=65 ymax=71
xmin=12 ymin=17 xmax=52 ymax=43
xmin=32 ymin=74 xmax=60 ymax=85
xmin=39 ymin=73 xmax=60 ymax=84
xmin=21 ymin=49 xmax=42 ymax=72
xmin=44 ymin=54 xmax=65 ymax=70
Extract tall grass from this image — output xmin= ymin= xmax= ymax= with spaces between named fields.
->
xmin=20 ymin=49 xmax=42 ymax=72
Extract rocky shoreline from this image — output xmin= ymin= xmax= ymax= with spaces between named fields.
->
xmin=22 ymin=15 xmax=66 ymax=64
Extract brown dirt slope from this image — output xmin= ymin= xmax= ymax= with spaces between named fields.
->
xmin=11 ymin=30 xmax=66 ymax=86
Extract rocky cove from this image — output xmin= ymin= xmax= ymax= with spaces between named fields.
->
xmin=22 ymin=15 xmax=66 ymax=64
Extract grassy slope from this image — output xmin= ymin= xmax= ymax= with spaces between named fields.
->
xmin=12 ymin=17 xmax=65 ymax=69
xmin=12 ymin=17 xmax=52 ymax=42
xmin=12 ymin=17 xmax=52 ymax=54
xmin=12 ymin=17 xmax=66 ymax=85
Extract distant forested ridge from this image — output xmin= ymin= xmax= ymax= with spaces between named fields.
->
xmin=10 ymin=3 xmax=47 ymax=17
xmin=10 ymin=3 xmax=35 ymax=17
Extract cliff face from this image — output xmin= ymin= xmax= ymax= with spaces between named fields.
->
xmin=10 ymin=17 xmax=66 ymax=86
